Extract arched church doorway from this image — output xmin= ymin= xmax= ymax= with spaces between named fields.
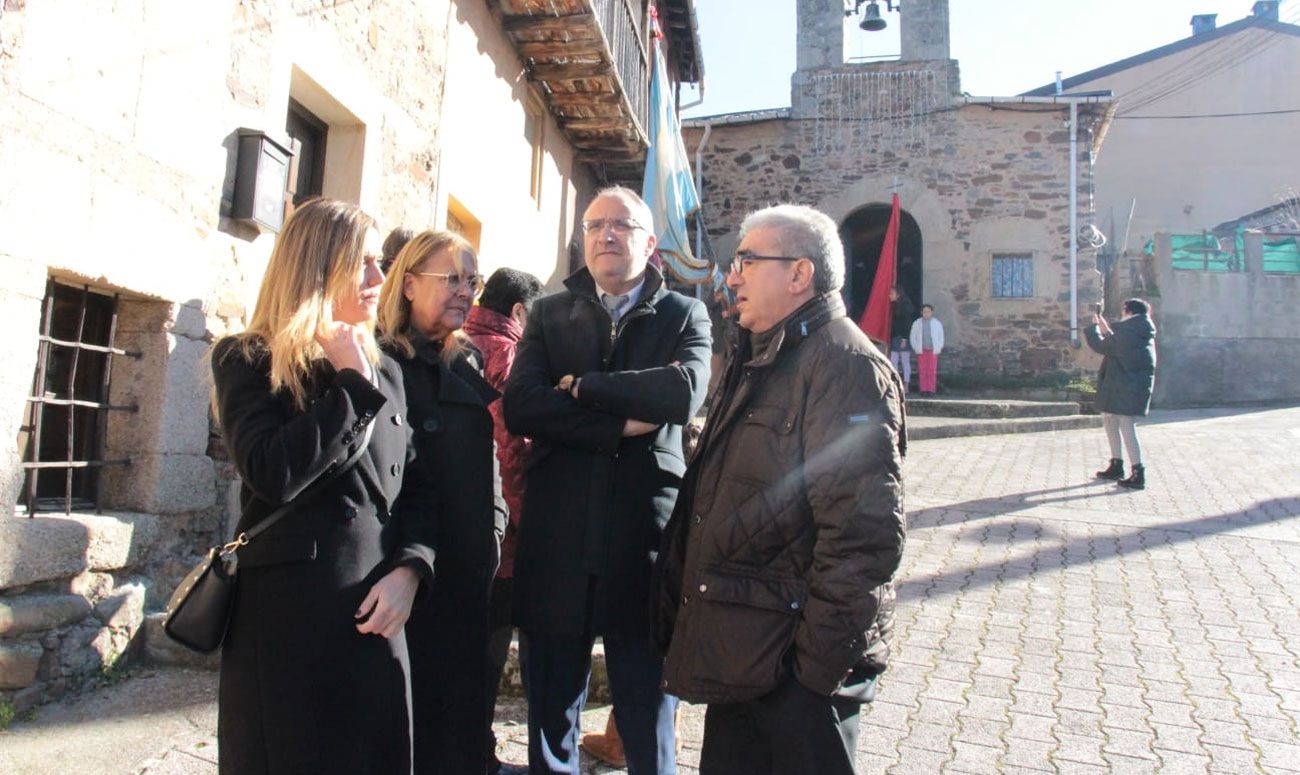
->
xmin=839 ymin=204 xmax=923 ymax=328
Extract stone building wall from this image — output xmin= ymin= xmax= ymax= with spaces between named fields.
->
xmin=0 ymin=0 xmax=592 ymax=714
xmin=685 ymin=99 xmax=1108 ymax=380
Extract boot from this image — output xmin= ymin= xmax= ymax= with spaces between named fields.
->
xmin=580 ymin=707 xmax=684 ymax=767
xmin=1095 ymin=458 xmax=1124 ymax=480
xmin=1117 ymin=464 xmax=1145 ymax=490
xmin=581 ymin=714 xmax=626 ymax=768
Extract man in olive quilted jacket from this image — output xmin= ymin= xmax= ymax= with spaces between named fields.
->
xmin=654 ymin=204 xmax=907 ymax=775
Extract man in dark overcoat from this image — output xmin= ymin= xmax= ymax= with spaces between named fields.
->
xmin=653 ymin=204 xmax=906 ymax=775
xmin=503 ymin=186 xmax=712 ymax=774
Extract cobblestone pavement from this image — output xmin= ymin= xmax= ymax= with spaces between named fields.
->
xmin=867 ymin=405 xmax=1300 ymax=775
xmin=2 ymin=405 xmax=1297 ymax=774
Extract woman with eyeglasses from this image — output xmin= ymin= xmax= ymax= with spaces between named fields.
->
xmin=377 ymin=230 xmax=507 ymax=775
xmin=211 ymin=198 xmax=434 ymax=774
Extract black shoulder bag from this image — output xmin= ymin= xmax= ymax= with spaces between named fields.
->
xmin=163 ymin=423 xmax=374 ymax=653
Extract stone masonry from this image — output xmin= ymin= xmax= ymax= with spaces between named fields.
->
xmin=686 ymin=101 xmax=1107 ymax=378
xmin=692 ymin=0 xmax=1106 ymax=382
xmin=0 ymin=0 xmax=455 ymax=713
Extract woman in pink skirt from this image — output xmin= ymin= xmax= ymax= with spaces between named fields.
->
xmin=909 ymin=304 xmax=945 ymax=395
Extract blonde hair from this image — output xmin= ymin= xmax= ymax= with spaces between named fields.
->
xmin=377 ymin=229 xmax=476 ymax=365
xmin=227 ymin=198 xmax=380 ymax=411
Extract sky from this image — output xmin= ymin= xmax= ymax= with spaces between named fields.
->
xmin=680 ymin=0 xmax=1299 ymax=119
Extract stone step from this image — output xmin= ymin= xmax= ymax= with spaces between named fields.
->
xmin=906 ymin=397 xmax=1085 ymax=419
xmin=0 ymin=594 xmax=93 ymax=639
xmin=909 ymin=413 xmax=1103 ymax=440
xmin=142 ymin=613 xmax=221 ymax=671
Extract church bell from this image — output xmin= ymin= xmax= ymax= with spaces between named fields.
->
xmin=859 ymin=1 xmax=887 ymax=31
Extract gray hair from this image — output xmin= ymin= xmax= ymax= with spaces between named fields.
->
xmin=737 ymin=204 xmax=844 ymax=294
xmin=589 ymin=185 xmax=655 ymax=232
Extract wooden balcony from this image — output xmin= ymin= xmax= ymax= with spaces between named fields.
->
xmin=496 ymin=0 xmax=700 ymax=182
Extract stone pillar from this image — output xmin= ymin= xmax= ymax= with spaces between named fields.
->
xmin=796 ymin=0 xmax=846 ymax=71
xmin=100 ymin=300 xmax=216 ymax=515
xmin=900 ymin=0 xmax=950 ymax=61
xmin=1244 ymin=230 xmax=1264 ymax=278
xmin=792 ymin=0 xmax=847 ymax=117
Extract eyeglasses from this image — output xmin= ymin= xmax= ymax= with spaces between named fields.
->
xmin=409 ymin=271 xmax=485 ymax=296
xmin=729 ymin=251 xmax=802 ymax=276
xmin=582 ymin=218 xmax=645 ymax=236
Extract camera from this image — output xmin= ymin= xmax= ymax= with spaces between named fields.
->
xmin=1092 ymin=302 xmax=1103 ymax=314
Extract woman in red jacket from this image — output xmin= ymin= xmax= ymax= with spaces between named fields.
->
xmin=463 ymin=267 xmax=544 ymax=774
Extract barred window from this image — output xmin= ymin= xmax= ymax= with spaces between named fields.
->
xmin=992 ymin=253 xmax=1035 ymax=298
xmin=18 ymin=281 xmax=138 ymax=515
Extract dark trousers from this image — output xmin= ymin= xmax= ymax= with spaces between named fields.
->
xmin=486 ymin=577 xmax=516 ymax=766
xmin=519 ymin=629 xmax=677 ymax=774
xmin=699 ymin=677 xmax=865 ymax=775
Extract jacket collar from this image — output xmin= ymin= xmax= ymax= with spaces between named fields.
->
xmin=463 ymin=305 xmax=522 ymax=343
xmin=741 ymin=292 xmax=845 ymax=369
xmin=412 ymin=334 xmax=498 ymax=406
xmin=563 ymin=263 xmax=668 ymax=310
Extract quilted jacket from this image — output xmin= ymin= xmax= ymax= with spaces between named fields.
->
xmin=655 ymin=293 xmax=906 ymax=704
xmin=464 ymin=305 xmax=531 ymax=578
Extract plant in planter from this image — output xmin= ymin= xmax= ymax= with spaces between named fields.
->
xmin=1065 ymin=379 xmax=1099 ymax=414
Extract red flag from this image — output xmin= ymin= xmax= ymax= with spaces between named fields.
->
xmin=857 ymin=193 xmax=900 ymax=343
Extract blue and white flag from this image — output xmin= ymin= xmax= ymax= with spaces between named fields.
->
xmin=642 ymin=38 xmax=712 ymax=284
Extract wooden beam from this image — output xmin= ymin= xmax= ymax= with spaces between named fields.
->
xmin=501 ymin=12 xmax=594 ymax=33
xmin=571 ymin=137 xmax=639 ymax=150
xmin=528 ymin=61 xmax=611 ymax=81
xmin=574 ymin=152 xmax=644 ymax=164
xmin=546 ymin=91 xmax=624 ymax=108
xmin=517 ymin=42 xmax=606 ymax=60
xmin=570 ymin=144 xmax=644 ymax=159
xmin=561 ymin=117 xmax=634 ymax=132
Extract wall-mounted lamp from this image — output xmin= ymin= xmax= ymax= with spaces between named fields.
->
xmin=847 ymin=0 xmax=899 ymax=32
xmin=231 ymin=129 xmax=294 ymax=233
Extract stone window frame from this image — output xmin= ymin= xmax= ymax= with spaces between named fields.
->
xmin=991 ymin=252 xmax=1036 ymax=299
xmin=279 ymin=60 xmax=379 ymax=210
xmin=447 ymin=195 xmax=483 ymax=252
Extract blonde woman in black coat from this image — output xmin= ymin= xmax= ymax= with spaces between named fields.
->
xmin=378 ymin=230 xmax=506 ymax=775
xmin=211 ymin=199 xmax=435 ymax=774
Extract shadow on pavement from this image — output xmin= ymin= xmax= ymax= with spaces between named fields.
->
xmin=1140 ymin=403 xmax=1300 ymax=426
xmin=911 ymin=482 xmax=1127 ymax=523
xmin=897 ymin=495 xmax=1300 ymax=605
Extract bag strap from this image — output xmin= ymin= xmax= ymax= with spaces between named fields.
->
xmin=220 ymin=419 xmax=375 ymax=556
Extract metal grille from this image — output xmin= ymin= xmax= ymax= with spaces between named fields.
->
xmin=19 ymin=280 xmax=140 ymax=516
xmin=991 ymin=254 xmax=1035 ymax=298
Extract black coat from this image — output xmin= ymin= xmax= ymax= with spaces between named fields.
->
xmin=389 ymin=337 xmax=506 ymax=775
xmin=211 ymin=337 xmax=434 ymax=775
xmin=1085 ymin=314 xmax=1157 ymax=416
xmin=502 ymin=265 xmax=712 ymax=639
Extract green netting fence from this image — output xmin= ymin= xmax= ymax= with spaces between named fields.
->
xmin=1262 ymin=235 xmax=1300 ymax=274
xmin=1147 ymin=228 xmax=1300 ymax=274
